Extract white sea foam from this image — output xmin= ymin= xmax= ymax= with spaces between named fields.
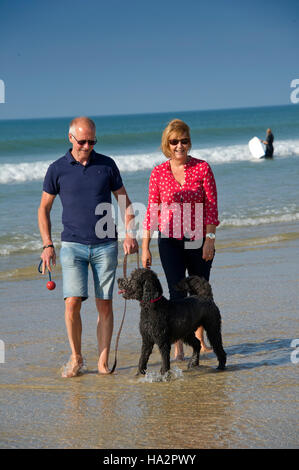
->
xmin=1 ymin=139 xmax=299 ymax=184
xmin=192 ymin=139 xmax=299 ymax=164
xmin=221 ymin=212 xmax=299 ymax=227
xmin=0 ymin=160 xmax=53 ymax=184
xmin=0 ymin=233 xmax=60 ymax=256
xmin=138 ymin=366 xmax=184 ymax=383
xmin=0 ymin=240 xmax=41 ymax=256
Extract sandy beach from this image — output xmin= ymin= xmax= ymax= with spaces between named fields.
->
xmin=0 ymin=221 xmax=298 ymax=449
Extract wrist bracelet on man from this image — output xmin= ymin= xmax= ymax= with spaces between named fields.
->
xmin=43 ymin=244 xmax=54 ymax=250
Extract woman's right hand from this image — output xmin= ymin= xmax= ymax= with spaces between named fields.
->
xmin=142 ymin=248 xmax=152 ymax=269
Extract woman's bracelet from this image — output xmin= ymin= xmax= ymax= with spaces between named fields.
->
xmin=43 ymin=244 xmax=54 ymax=250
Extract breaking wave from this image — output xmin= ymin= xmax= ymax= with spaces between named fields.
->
xmin=1 ymin=139 xmax=299 ymax=184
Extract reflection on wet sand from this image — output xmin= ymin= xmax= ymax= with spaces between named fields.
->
xmin=52 ymin=351 xmax=234 ymax=449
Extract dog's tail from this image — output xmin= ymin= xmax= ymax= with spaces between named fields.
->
xmin=175 ymin=276 xmax=214 ymax=301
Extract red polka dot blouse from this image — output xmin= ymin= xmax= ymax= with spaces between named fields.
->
xmin=143 ymin=156 xmax=219 ymax=239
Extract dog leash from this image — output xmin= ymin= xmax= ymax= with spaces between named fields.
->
xmin=110 ymin=251 xmax=140 ymax=374
xmin=38 ymin=259 xmax=52 ymax=279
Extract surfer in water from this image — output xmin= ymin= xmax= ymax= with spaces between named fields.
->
xmin=260 ymin=128 xmax=274 ymax=159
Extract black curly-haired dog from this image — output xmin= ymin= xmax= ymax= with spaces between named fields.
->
xmin=117 ymin=268 xmax=226 ymax=375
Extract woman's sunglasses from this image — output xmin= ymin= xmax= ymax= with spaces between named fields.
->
xmin=71 ymin=134 xmax=97 ymax=146
xmin=169 ymin=138 xmax=190 ymax=146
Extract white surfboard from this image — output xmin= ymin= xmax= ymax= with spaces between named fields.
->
xmin=248 ymin=136 xmax=265 ymax=159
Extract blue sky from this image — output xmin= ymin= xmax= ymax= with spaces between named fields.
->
xmin=0 ymin=0 xmax=298 ymax=119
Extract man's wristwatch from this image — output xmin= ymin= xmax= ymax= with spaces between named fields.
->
xmin=206 ymin=233 xmax=216 ymax=240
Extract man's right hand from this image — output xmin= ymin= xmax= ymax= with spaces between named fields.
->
xmin=40 ymin=246 xmax=56 ymax=274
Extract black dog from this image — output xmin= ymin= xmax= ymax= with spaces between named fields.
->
xmin=117 ymin=268 xmax=226 ymax=375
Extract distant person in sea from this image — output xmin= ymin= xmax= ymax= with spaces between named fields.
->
xmin=261 ymin=128 xmax=274 ymax=158
xmin=38 ymin=117 xmax=138 ymax=377
xmin=142 ymin=119 xmax=219 ymax=360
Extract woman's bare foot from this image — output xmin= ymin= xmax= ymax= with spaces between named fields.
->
xmin=62 ymin=355 xmax=83 ymax=378
xmin=173 ymin=353 xmax=185 ymax=362
xmin=200 ymin=344 xmax=212 ymax=353
xmin=173 ymin=340 xmax=184 ymax=362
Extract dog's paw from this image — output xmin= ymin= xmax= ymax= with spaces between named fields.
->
xmin=161 ymin=370 xmax=172 ymax=381
xmin=160 ymin=368 xmax=170 ymax=377
xmin=187 ymin=358 xmax=199 ymax=369
xmin=187 ymin=363 xmax=199 ymax=370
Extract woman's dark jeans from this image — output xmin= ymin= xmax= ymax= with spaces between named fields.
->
xmin=158 ymin=233 xmax=214 ymax=300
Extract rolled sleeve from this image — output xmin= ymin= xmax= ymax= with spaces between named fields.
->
xmin=203 ymin=164 xmax=220 ymax=227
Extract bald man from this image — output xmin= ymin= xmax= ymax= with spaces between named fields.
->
xmin=38 ymin=117 xmax=138 ymax=377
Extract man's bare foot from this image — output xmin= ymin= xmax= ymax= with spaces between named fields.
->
xmin=61 ymin=355 xmax=83 ymax=378
xmin=97 ymin=360 xmax=111 ymax=375
xmin=200 ymin=345 xmax=212 ymax=354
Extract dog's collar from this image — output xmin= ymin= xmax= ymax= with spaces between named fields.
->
xmin=150 ymin=294 xmax=163 ymax=303
xmin=140 ymin=294 xmax=163 ymax=304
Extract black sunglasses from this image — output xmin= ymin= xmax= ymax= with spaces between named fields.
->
xmin=71 ymin=134 xmax=97 ymax=146
xmin=169 ymin=138 xmax=190 ymax=146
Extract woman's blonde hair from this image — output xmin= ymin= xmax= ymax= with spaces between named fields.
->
xmin=161 ymin=119 xmax=191 ymax=158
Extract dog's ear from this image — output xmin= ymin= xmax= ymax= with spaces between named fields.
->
xmin=184 ymin=276 xmax=213 ymax=300
xmin=174 ymin=278 xmax=189 ymax=293
xmin=142 ymin=270 xmax=163 ymax=303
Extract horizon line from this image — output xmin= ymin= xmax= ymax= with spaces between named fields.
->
xmin=0 ymin=102 xmax=295 ymax=122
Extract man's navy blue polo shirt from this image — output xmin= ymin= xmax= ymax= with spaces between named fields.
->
xmin=43 ymin=149 xmax=123 ymax=245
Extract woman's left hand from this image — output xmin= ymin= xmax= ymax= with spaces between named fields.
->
xmin=202 ymin=238 xmax=215 ymax=261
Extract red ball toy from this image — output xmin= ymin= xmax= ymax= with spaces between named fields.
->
xmin=47 ymin=281 xmax=56 ymax=290
xmin=38 ymin=260 xmax=56 ymax=291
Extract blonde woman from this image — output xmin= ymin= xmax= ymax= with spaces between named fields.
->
xmin=142 ymin=119 xmax=219 ymax=360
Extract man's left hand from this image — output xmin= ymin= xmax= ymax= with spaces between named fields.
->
xmin=123 ymin=235 xmax=139 ymax=255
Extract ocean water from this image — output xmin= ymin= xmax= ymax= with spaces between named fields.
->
xmin=0 ymin=104 xmax=299 ymax=278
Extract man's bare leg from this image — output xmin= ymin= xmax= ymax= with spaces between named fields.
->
xmin=96 ymin=299 xmax=113 ymax=374
xmin=62 ymin=296 xmax=83 ymax=377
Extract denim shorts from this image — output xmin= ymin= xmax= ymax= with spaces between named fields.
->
xmin=60 ymin=241 xmax=118 ymax=301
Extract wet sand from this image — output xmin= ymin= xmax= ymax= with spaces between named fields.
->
xmin=0 ymin=227 xmax=298 ymax=449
